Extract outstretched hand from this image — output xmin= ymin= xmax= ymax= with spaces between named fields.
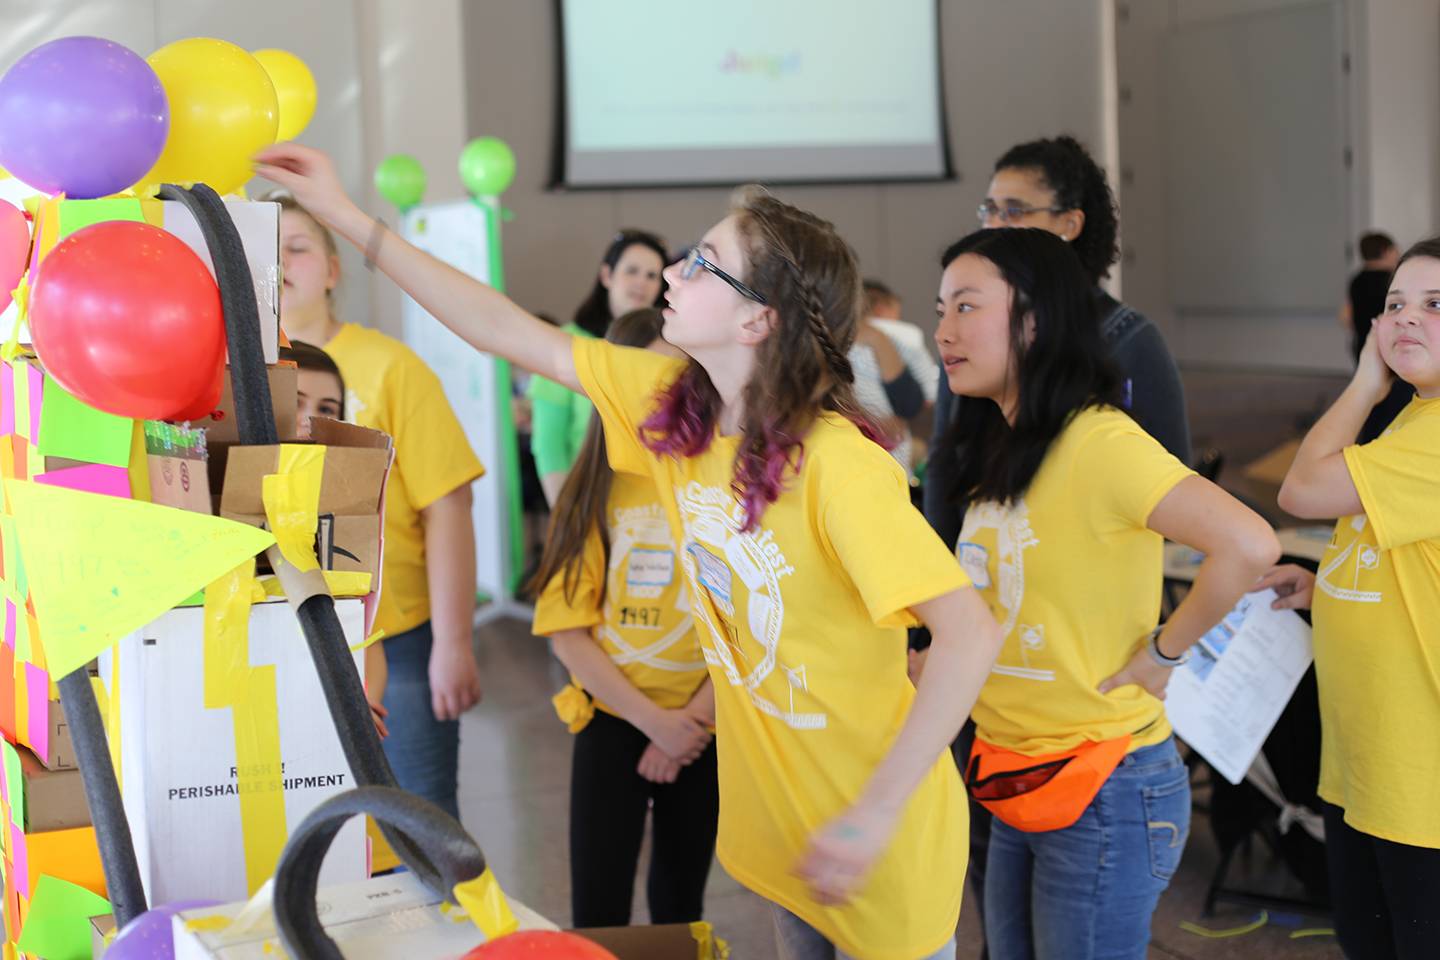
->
xmin=253 ymin=142 xmax=356 ymax=228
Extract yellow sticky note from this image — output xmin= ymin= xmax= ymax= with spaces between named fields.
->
xmin=452 ymin=867 xmax=519 ymax=940
xmin=261 ymin=445 xmax=324 ymax=572
xmin=4 ymin=479 xmax=275 ymax=679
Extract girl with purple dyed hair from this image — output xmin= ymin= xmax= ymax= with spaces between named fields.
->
xmin=258 ymin=143 xmax=1002 ymax=960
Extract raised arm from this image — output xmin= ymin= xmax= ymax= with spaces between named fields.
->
xmin=254 ymin=143 xmax=581 ymax=391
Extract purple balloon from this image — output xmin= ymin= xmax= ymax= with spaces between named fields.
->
xmin=108 ymin=899 xmax=222 ymax=960
xmin=0 ymin=36 xmax=168 ymax=199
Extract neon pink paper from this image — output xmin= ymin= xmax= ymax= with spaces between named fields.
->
xmin=33 ymin=464 xmax=131 ymax=499
xmin=24 ymin=664 xmax=47 ymax=764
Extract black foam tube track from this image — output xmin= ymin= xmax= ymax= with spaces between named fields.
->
xmin=157 ymin=184 xmax=443 ymax=892
xmin=272 ymin=786 xmax=487 ymax=959
xmin=56 ymin=671 xmax=146 ymax=928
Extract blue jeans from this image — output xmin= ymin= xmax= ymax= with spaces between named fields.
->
xmin=770 ymin=903 xmax=957 ymax=960
xmin=380 ymin=621 xmax=461 ymax=821
xmin=985 ymin=737 xmax=1190 ymax=960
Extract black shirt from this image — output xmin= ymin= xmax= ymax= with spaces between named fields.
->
xmin=1348 ymin=269 xmax=1391 ymax=364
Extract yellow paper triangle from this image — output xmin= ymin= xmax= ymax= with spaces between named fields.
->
xmin=4 ymin=479 xmax=276 ymax=679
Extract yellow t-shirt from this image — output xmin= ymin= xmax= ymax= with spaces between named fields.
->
xmin=574 ymin=338 xmax=971 ymax=960
xmin=964 ymin=407 xmax=1194 ymax=756
xmin=1313 ymin=396 xmax=1440 ymax=848
xmin=324 ymin=324 xmax=485 ymax=638
xmin=532 ymin=471 xmax=708 ymax=720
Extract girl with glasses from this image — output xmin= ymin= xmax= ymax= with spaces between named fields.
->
xmin=931 ymin=227 xmax=1278 ymax=960
xmin=258 ymin=142 xmax=1003 ymax=960
xmin=530 ymin=229 xmax=669 ymax=506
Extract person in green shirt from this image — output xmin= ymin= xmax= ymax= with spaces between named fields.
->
xmin=531 ymin=229 xmax=668 ymax=504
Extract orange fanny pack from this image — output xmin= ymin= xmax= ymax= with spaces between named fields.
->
xmin=966 ymin=735 xmax=1131 ymax=833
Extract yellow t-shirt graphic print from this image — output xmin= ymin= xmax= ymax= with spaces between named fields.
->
xmin=1313 ymin=396 xmax=1440 ymax=848
xmin=532 ymin=472 xmax=706 ymax=719
xmin=573 ymin=338 xmax=972 ymax=960
xmin=963 ymin=408 xmax=1194 ymax=757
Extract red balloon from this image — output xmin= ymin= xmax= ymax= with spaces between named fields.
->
xmin=29 ymin=220 xmax=225 ymax=420
xmin=0 ymin=201 xmax=28 ymax=313
xmin=463 ymin=931 xmax=620 ymax=960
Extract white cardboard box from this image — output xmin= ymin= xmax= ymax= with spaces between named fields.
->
xmin=171 ymin=873 xmax=557 ymax=959
xmin=102 ymin=599 xmax=367 ymax=905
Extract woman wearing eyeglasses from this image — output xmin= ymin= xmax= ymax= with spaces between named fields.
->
xmin=932 ymin=227 xmax=1278 ymax=960
xmin=530 ymin=229 xmax=669 ymax=506
xmin=921 ymin=136 xmax=1191 ymax=957
xmin=258 ymin=142 xmax=1004 ymax=960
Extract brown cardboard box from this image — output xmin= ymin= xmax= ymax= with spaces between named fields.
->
xmin=19 ymin=743 xmax=89 ymax=831
xmin=191 ymin=364 xmax=298 ymax=444
xmin=40 ymin=695 xmax=77 ymax=771
xmin=220 ymin=419 xmax=392 ymax=578
xmin=579 ymin=924 xmax=727 ymax=959
xmin=145 ymin=421 xmax=212 ymax=515
xmin=1243 ymin=438 xmax=1301 ymax=487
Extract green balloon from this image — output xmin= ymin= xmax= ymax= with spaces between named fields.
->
xmin=374 ymin=154 xmax=426 ymax=210
xmin=458 ymin=137 xmax=516 ymax=196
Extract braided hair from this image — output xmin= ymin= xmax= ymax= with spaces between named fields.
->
xmin=640 ymin=187 xmax=881 ymax=531
xmin=994 ymin=135 xmax=1120 ymax=285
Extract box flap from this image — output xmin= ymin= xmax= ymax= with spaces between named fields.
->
xmin=220 ymin=444 xmax=390 ymax=518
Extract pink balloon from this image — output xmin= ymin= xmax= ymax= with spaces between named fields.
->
xmin=0 ymin=201 xmax=28 ymax=312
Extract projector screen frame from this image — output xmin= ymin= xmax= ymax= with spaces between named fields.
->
xmin=547 ymin=0 xmax=955 ymax=191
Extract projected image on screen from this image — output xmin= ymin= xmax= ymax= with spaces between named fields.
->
xmin=558 ymin=0 xmax=947 ymax=187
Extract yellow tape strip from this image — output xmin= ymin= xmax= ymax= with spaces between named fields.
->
xmin=453 ymin=867 xmax=519 ymax=940
xmin=690 ymin=921 xmax=730 ymax=960
xmin=1179 ymin=911 xmax=1268 ymax=939
xmin=1290 ymin=928 xmax=1335 ymax=939
xmin=349 ymin=628 xmax=385 ymax=653
xmin=261 ymin=445 xmax=325 ymax=573
xmin=257 ymin=571 xmax=372 ymax=601
xmin=203 ymin=560 xmax=289 ymax=895
xmin=2 ymin=276 xmax=28 ymax=362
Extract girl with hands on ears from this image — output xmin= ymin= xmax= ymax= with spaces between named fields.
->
xmin=257 ymin=142 xmax=1004 ymax=960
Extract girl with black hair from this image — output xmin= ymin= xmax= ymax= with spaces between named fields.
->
xmin=928 ymin=137 xmax=1189 ymax=547
xmin=933 ymin=228 xmax=1278 ymax=959
xmin=530 ymin=307 xmax=719 ymax=929
xmin=529 ymin=230 xmax=669 ymax=505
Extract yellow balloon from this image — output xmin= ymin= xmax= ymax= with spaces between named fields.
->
xmin=141 ymin=38 xmax=278 ymax=196
xmin=252 ymin=49 xmax=317 ymax=142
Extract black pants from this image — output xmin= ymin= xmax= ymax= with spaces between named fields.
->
xmin=1323 ymin=801 xmax=1440 ymax=959
xmin=570 ymin=709 xmax=719 ymax=927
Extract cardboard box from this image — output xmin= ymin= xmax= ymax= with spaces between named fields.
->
xmin=191 ymin=364 xmax=299 ymax=444
xmin=39 ymin=694 xmax=77 ymax=771
xmin=145 ymin=421 xmax=213 ymax=515
xmin=102 ymin=599 xmax=368 ymax=905
xmin=580 ymin=924 xmax=730 ymax=959
xmin=171 ymin=873 xmax=557 ymax=959
xmin=220 ymin=420 xmax=392 ymax=579
xmin=30 ymin=198 xmax=280 ymax=364
xmin=18 ymin=743 xmax=89 ymax=831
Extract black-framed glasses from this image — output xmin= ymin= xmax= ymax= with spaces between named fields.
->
xmin=976 ymin=199 xmax=1068 ymax=224
xmin=679 ymin=246 xmax=768 ymax=304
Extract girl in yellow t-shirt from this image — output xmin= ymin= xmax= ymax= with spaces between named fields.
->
xmin=259 ymin=143 xmax=1003 ymax=960
xmin=1259 ymin=238 xmax=1440 ymax=960
xmin=530 ymin=307 xmax=718 ymax=928
xmin=931 ymin=228 xmax=1279 ymax=960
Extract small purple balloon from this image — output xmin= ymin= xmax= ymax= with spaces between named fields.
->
xmin=108 ymin=899 xmax=221 ymax=960
xmin=0 ymin=36 xmax=168 ymax=199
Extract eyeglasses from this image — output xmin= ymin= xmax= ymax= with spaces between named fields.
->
xmin=976 ymin=199 xmax=1069 ymax=225
xmin=679 ymin=246 xmax=768 ymax=304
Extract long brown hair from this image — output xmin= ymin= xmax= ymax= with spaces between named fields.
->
xmin=527 ymin=308 xmax=669 ymax=605
xmin=640 ymin=186 xmax=880 ymax=531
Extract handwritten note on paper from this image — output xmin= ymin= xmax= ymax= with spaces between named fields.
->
xmin=1165 ymin=589 xmax=1314 ymax=785
xmin=4 ymin=479 xmax=275 ymax=680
